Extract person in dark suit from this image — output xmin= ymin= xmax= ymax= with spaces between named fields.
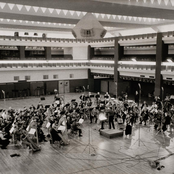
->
xmin=125 ymin=122 xmax=132 ymax=137
xmin=107 ymin=107 xmax=115 ymax=129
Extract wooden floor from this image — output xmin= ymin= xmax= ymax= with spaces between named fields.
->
xmin=0 ymin=93 xmax=174 ymax=174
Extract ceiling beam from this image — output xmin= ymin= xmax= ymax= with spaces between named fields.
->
xmin=1 ymin=0 xmax=174 ymax=20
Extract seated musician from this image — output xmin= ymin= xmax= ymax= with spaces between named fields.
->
xmin=86 ymin=97 xmax=92 ymax=107
xmin=80 ymin=94 xmax=86 ymax=102
xmin=54 ymin=93 xmax=60 ymax=101
xmin=140 ymin=107 xmax=149 ymax=125
xmin=71 ymin=117 xmax=82 ymax=137
xmin=20 ymin=129 xmax=41 ymax=152
xmin=51 ymin=120 xmax=68 ymax=145
xmin=141 ymin=101 xmax=148 ymax=110
xmin=0 ymin=130 xmax=10 ymax=149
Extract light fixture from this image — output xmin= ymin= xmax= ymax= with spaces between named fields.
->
xmin=131 ymin=58 xmax=137 ymax=62
xmin=167 ymin=58 xmax=173 ymax=62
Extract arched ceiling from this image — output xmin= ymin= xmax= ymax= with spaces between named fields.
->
xmin=0 ymin=0 xmax=174 ymax=38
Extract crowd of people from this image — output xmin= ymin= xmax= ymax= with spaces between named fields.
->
xmin=0 ymin=91 xmax=174 ymax=152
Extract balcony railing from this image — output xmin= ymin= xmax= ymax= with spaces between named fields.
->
xmin=118 ymin=64 xmax=156 ymax=71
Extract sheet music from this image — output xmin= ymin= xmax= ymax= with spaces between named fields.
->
xmin=28 ymin=128 xmax=36 ymax=135
xmin=26 ymin=125 xmax=30 ymax=131
xmin=78 ymin=118 xmax=84 ymax=124
xmin=58 ymin=125 xmax=66 ymax=132
xmin=46 ymin=122 xmax=51 ymax=128
xmin=99 ymin=113 xmax=107 ymax=121
xmin=62 ymin=121 xmax=66 ymax=126
xmin=10 ymin=126 xmax=14 ymax=134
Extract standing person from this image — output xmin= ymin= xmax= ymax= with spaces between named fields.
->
xmin=125 ymin=122 xmax=132 ymax=138
xmin=135 ymin=90 xmax=139 ymax=104
xmin=98 ymin=107 xmax=107 ymax=130
xmin=95 ymin=92 xmax=101 ymax=106
xmin=107 ymin=107 xmax=115 ymax=129
xmin=91 ymin=107 xmax=99 ymax=123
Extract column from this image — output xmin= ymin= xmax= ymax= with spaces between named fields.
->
xmin=18 ymin=46 xmax=25 ymax=59
xmin=154 ymin=33 xmax=166 ymax=97
xmin=44 ymin=47 xmax=51 ymax=59
xmin=87 ymin=45 xmax=94 ymax=92
xmin=87 ymin=45 xmax=94 ymax=59
xmin=114 ymin=37 xmax=124 ymax=97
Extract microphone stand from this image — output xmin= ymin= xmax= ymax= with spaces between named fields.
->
xmin=82 ymin=104 xmax=96 ymax=156
xmin=131 ymin=83 xmax=146 ymax=148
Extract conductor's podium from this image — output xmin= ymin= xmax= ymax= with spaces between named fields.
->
xmin=100 ymin=129 xmax=123 ymax=139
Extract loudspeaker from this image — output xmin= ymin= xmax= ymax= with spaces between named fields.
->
xmin=40 ymin=97 xmax=45 ymax=100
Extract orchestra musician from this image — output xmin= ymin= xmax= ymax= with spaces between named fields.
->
xmin=90 ymin=107 xmax=99 ymax=123
xmin=0 ymin=130 xmax=10 ymax=149
xmin=20 ymin=129 xmax=41 ymax=152
xmin=95 ymin=92 xmax=101 ymax=106
xmin=106 ymin=107 xmax=115 ymax=129
xmin=51 ymin=119 xmax=68 ymax=145
xmin=104 ymin=92 xmax=110 ymax=105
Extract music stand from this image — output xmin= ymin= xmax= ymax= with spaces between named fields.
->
xmin=81 ymin=114 xmax=96 ymax=156
xmin=131 ymin=83 xmax=147 ymax=148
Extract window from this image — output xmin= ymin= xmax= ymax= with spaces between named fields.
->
xmin=70 ymin=74 xmax=74 ymax=78
xmin=53 ymin=75 xmax=58 ymax=79
xmin=80 ymin=28 xmax=95 ymax=37
xmin=14 ymin=76 xmax=19 ymax=81
xmin=25 ymin=76 xmax=30 ymax=80
xmin=43 ymin=75 xmax=49 ymax=79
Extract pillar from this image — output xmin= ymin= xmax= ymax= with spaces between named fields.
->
xmin=44 ymin=47 xmax=51 ymax=59
xmin=17 ymin=46 xmax=25 ymax=59
xmin=114 ymin=37 xmax=124 ymax=97
xmin=88 ymin=45 xmax=94 ymax=59
xmin=87 ymin=45 xmax=94 ymax=92
xmin=154 ymin=33 xmax=166 ymax=97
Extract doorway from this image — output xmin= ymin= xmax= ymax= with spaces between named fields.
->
xmin=58 ymin=80 xmax=70 ymax=94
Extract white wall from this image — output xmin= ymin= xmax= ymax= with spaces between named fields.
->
xmin=109 ymin=81 xmax=116 ymax=95
xmin=0 ymin=69 xmax=88 ymax=83
xmin=73 ymin=46 xmax=88 ymax=60
xmin=64 ymin=47 xmax=72 ymax=55
xmin=101 ymin=80 xmax=108 ymax=93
